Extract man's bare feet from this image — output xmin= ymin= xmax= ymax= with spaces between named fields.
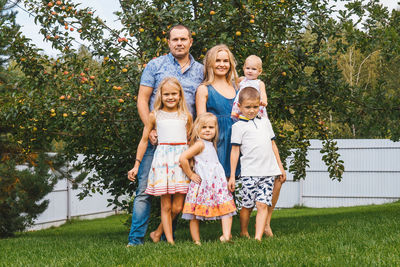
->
xmin=264 ymin=225 xmax=274 ymax=237
xmin=149 ymin=231 xmax=161 ymax=243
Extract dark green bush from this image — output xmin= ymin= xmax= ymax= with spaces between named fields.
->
xmin=0 ymin=153 xmax=58 ymax=237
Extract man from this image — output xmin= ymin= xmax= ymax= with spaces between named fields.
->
xmin=127 ymin=24 xmax=203 ymax=246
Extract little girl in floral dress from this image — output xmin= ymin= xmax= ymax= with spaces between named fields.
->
xmin=179 ymin=112 xmax=236 ymax=245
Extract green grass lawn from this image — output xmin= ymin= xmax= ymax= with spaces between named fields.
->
xmin=1 ymin=202 xmax=400 ymax=266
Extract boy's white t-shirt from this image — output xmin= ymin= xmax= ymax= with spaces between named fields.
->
xmin=231 ymin=117 xmax=282 ymax=177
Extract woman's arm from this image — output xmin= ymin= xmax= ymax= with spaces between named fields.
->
xmin=228 ymin=145 xmax=240 ymax=192
xmin=271 ymin=140 xmax=286 ymax=183
xmin=127 ymin=112 xmax=156 ymax=181
xmin=179 ymin=140 xmax=204 ymax=184
xmin=259 ymin=81 xmax=268 ymax=107
xmin=195 ymin=84 xmax=208 ymax=116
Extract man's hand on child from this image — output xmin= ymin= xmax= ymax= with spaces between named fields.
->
xmin=190 ymin=173 xmax=202 ymax=184
xmin=228 ymin=177 xmax=235 ymax=192
xmin=149 ymin=129 xmax=158 ymax=145
xmin=260 ymin=100 xmax=268 ymax=107
xmin=127 ymin=167 xmax=138 ymax=182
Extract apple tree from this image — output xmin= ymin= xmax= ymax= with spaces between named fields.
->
xmin=8 ymin=0 xmax=399 ymax=209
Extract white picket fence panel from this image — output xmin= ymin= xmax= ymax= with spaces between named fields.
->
xmin=29 ymin=139 xmax=400 ymax=229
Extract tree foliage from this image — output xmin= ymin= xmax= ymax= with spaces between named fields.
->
xmin=333 ymin=0 xmax=400 ymax=139
xmin=2 ymin=0 xmax=399 ymax=209
xmin=0 ymin=153 xmax=62 ymax=237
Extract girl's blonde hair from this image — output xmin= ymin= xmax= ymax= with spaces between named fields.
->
xmin=202 ymin=44 xmax=239 ymax=87
xmin=244 ymin=55 xmax=263 ymax=72
xmin=190 ymin=112 xmax=219 ymax=149
xmin=153 ymin=77 xmax=190 ymax=117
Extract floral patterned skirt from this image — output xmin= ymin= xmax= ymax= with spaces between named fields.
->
xmin=145 ymin=144 xmax=189 ymax=196
xmin=182 ymin=162 xmax=236 ymax=220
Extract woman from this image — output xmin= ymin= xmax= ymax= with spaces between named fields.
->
xmin=196 ymin=44 xmax=240 ymax=179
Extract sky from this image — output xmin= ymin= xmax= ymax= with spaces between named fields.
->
xmin=13 ymin=0 xmax=400 ymax=57
xmin=13 ymin=0 xmax=122 ymax=57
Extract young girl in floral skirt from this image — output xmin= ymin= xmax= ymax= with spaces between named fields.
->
xmin=180 ymin=112 xmax=236 ymax=245
xmin=128 ymin=77 xmax=192 ymax=245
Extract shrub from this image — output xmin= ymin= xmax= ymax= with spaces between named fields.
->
xmin=0 ymin=153 xmax=58 ymax=237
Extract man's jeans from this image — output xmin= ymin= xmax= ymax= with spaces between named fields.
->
xmin=127 ymin=143 xmax=156 ymax=245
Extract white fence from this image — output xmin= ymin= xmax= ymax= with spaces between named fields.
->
xmin=277 ymin=139 xmax=400 ymax=208
xmin=31 ymin=139 xmax=400 ymax=229
xmin=29 ymin=155 xmax=118 ymax=230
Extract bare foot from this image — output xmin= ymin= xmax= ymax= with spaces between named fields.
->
xmin=239 ymin=232 xmax=250 ymax=239
xmin=219 ymin=235 xmax=233 ymax=243
xmin=264 ymin=225 xmax=274 ymax=237
xmin=194 ymin=240 xmax=201 ymax=246
xmin=219 ymin=234 xmax=232 ymax=242
xmin=149 ymin=231 xmax=161 ymax=243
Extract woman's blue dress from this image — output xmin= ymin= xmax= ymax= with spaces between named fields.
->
xmin=206 ymin=85 xmax=240 ymax=178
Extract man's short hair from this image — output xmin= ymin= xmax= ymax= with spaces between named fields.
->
xmin=238 ymin=87 xmax=260 ymax=104
xmin=167 ymin=24 xmax=191 ymax=39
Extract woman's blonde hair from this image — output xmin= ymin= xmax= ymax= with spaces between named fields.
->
xmin=153 ymin=77 xmax=190 ymax=117
xmin=202 ymin=44 xmax=239 ymax=87
xmin=190 ymin=112 xmax=219 ymax=149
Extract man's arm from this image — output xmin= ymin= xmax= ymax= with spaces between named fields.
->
xmin=137 ymin=85 xmax=153 ymax=124
xmin=137 ymin=85 xmax=157 ymax=145
xmin=271 ymin=140 xmax=286 ymax=183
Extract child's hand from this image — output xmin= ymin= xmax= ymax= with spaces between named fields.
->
xmin=190 ymin=173 xmax=202 ymax=184
xmin=278 ymin=169 xmax=287 ymax=184
xmin=127 ymin=167 xmax=139 ymax=182
xmin=228 ymin=177 xmax=235 ymax=192
xmin=260 ymin=100 xmax=268 ymax=107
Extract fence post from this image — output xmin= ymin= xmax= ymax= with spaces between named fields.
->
xmin=299 ymin=178 xmax=304 ymax=206
xmin=66 ymin=179 xmax=71 ymax=220
xmin=66 ymin=160 xmax=71 ymax=221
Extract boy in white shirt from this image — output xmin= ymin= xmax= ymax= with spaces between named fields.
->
xmin=228 ymin=87 xmax=286 ymax=241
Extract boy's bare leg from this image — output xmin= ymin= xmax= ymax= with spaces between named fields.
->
xmin=189 ymin=219 xmax=200 ymax=244
xmin=150 ymin=194 xmax=185 ymax=242
xmin=220 ymin=216 xmax=233 ymax=241
xmin=239 ymin=207 xmax=253 ymax=238
xmin=255 ymin=202 xmax=268 ymax=241
xmin=265 ymin=179 xmax=283 ymax=237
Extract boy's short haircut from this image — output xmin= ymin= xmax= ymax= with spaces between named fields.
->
xmin=238 ymin=87 xmax=260 ymax=104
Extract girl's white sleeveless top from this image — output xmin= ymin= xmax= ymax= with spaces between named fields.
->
xmin=155 ymin=110 xmax=187 ymax=143
xmin=239 ymin=77 xmax=261 ymax=91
